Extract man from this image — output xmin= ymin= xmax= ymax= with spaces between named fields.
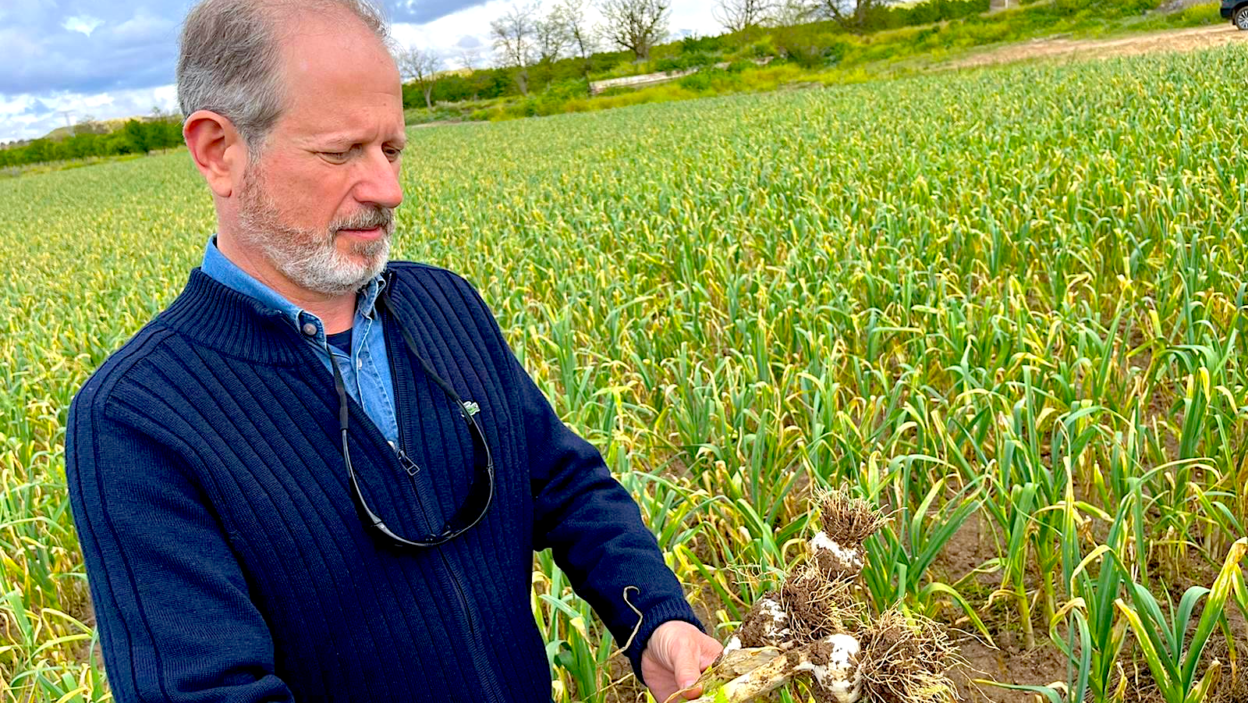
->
xmin=64 ymin=0 xmax=722 ymax=700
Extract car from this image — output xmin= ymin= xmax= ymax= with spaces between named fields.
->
xmin=1224 ymin=0 xmax=1248 ymax=29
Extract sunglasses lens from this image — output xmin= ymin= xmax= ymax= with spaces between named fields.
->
xmin=432 ymin=416 xmax=493 ymax=540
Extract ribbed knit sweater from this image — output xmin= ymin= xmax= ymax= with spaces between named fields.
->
xmin=66 ymin=262 xmax=702 ymax=702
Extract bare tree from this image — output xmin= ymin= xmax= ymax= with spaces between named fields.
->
xmin=818 ymin=0 xmax=888 ymax=32
xmin=600 ymin=0 xmax=669 ymax=61
xmin=397 ymin=46 xmax=444 ymax=109
xmin=534 ymin=5 xmax=573 ymax=65
xmin=713 ymin=0 xmax=774 ymax=33
xmin=557 ymin=0 xmax=599 ymax=84
xmin=75 ymin=114 xmax=106 ymax=135
xmin=458 ymin=44 xmax=484 ymax=71
xmin=490 ymin=2 xmax=538 ymax=95
xmin=771 ymin=0 xmax=816 ymax=26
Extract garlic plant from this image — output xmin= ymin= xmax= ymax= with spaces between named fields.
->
xmin=686 ymin=491 xmax=956 ymax=703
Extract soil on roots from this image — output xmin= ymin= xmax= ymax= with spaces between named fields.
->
xmin=817 ymin=490 xmax=888 ymax=547
xmin=778 ymin=565 xmax=862 ymax=643
xmin=857 ymin=611 xmax=960 ymax=703
xmin=738 ymin=598 xmax=790 ymax=648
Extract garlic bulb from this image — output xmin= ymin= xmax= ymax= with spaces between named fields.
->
xmin=793 ymin=633 xmax=861 ymax=703
xmin=809 ymin=531 xmax=865 ymax=580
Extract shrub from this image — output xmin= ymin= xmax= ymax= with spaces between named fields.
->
xmin=678 ymin=69 xmax=718 ymax=91
xmin=773 ymin=25 xmax=850 ymax=68
xmin=654 ymin=51 xmax=718 ymax=72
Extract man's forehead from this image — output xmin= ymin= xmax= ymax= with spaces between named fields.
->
xmin=272 ymin=28 xmax=404 ymax=145
xmin=274 ymin=12 xmax=401 ymax=114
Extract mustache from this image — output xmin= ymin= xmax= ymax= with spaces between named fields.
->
xmin=332 ymin=207 xmax=394 ymax=233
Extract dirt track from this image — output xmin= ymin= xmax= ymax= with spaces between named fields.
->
xmin=948 ymin=23 xmax=1247 ymax=69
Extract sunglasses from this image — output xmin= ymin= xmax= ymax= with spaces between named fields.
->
xmin=331 ymin=283 xmax=494 ymax=548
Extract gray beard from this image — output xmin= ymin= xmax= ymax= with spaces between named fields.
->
xmin=236 ymin=164 xmax=395 ymax=297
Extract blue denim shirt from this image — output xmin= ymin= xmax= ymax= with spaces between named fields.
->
xmin=201 ymin=235 xmax=400 ymax=447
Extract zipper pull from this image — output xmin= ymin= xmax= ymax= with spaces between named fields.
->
xmin=396 ymin=447 xmax=422 ymax=476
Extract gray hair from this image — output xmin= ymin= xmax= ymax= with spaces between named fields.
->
xmin=176 ymin=0 xmax=391 ymax=152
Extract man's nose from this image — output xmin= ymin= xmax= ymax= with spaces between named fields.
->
xmin=355 ymin=146 xmax=403 ymax=209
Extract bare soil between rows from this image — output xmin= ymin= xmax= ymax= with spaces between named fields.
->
xmin=934 ymin=514 xmax=1248 ymax=702
xmin=947 ymin=23 xmax=1248 ymax=69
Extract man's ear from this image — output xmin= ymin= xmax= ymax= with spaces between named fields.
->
xmin=183 ymin=110 xmax=247 ymax=198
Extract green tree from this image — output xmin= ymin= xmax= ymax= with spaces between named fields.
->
xmin=122 ymin=119 xmax=152 ymax=154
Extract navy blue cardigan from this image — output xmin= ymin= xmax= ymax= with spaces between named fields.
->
xmin=66 ymin=262 xmax=701 ymax=702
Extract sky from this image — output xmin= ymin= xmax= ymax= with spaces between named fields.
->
xmin=0 ymin=0 xmax=723 ymax=144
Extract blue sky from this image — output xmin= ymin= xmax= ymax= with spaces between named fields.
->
xmin=0 ymin=0 xmax=721 ymax=143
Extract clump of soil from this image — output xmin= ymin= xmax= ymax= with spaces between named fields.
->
xmin=737 ymin=597 xmax=792 ymax=648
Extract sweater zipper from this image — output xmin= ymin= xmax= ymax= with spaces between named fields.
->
xmin=385 ymin=321 xmax=508 ymax=703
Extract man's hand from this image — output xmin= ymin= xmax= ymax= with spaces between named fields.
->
xmin=640 ymin=620 xmax=724 ymax=703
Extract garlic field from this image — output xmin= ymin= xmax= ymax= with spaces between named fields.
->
xmin=3 ymin=43 xmax=1248 ymax=702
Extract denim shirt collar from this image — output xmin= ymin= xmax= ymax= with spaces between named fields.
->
xmin=201 ymin=234 xmax=384 ymax=346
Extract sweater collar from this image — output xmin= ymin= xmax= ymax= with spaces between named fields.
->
xmin=158 ymin=267 xmax=317 ymax=366
xmin=199 ymin=234 xmax=386 ymax=347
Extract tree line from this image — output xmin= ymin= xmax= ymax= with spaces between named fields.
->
xmin=0 ymin=114 xmax=183 ymax=170
xmin=395 ymin=0 xmax=991 ymax=106
xmin=1 ymin=0 xmax=995 ymax=168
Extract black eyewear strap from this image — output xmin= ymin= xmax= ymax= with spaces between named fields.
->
xmin=331 ymin=280 xmax=494 ymax=548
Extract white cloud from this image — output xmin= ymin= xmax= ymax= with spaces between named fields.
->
xmin=0 ymin=83 xmax=178 ymax=144
xmin=669 ymin=0 xmax=727 ymax=38
xmin=62 ymin=14 xmax=104 ymax=37
xmin=390 ymin=0 xmax=512 ymax=66
xmin=110 ymin=9 xmax=175 ymax=43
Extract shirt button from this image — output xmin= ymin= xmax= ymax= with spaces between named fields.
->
xmin=301 ymin=322 xmax=317 ymax=337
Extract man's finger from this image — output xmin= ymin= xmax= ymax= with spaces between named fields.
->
xmin=673 ymin=638 xmax=703 ymax=694
xmin=699 ymin=648 xmax=719 ymax=669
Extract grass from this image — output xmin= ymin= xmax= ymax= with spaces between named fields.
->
xmin=3 ymin=41 xmax=1248 ymax=702
xmin=405 ymin=1 xmax=1225 ymax=126
xmin=0 ymin=152 xmax=164 ymax=180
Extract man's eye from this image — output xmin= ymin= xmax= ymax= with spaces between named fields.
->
xmin=385 ymin=148 xmax=403 ymax=160
xmin=321 ymin=151 xmax=350 ymax=163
